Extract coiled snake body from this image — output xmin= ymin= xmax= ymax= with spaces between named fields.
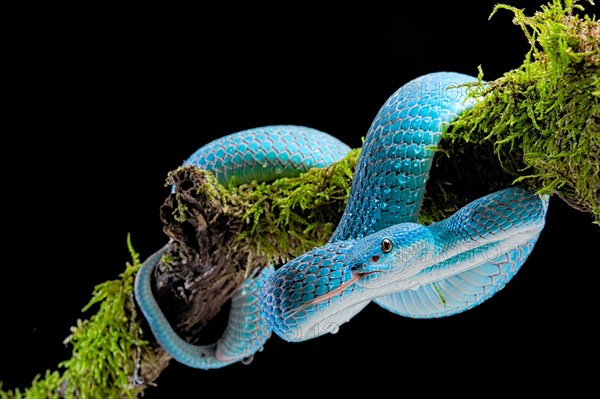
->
xmin=135 ymin=72 xmax=548 ymax=368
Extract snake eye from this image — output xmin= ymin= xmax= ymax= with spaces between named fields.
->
xmin=381 ymin=238 xmax=393 ymax=253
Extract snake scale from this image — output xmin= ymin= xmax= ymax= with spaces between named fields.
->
xmin=134 ymin=72 xmax=548 ymax=368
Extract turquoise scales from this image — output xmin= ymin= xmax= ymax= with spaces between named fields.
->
xmin=135 ymin=72 xmax=548 ymax=367
xmin=262 ymin=187 xmax=547 ymax=341
xmin=261 ymin=72 xmax=547 ymax=340
xmin=182 ymin=125 xmax=350 ymax=184
xmin=135 ymin=125 xmax=350 ymax=368
xmin=373 ymin=189 xmax=547 ymax=318
xmin=134 ymin=248 xmax=273 ymax=368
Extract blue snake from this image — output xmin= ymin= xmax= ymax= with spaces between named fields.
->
xmin=134 ymin=72 xmax=548 ymax=368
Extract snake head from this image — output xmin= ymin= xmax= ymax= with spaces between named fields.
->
xmin=261 ymin=224 xmax=435 ymax=342
xmin=348 ymin=223 xmax=434 ymax=289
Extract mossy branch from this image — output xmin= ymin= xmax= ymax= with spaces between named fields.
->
xmin=2 ymin=1 xmax=598 ymax=398
xmin=227 ymin=148 xmax=360 ymax=265
xmin=445 ymin=0 xmax=599 ymax=224
xmin=421 ymin=0 xmax=599 ymax=225
xmin=0 ymin=235 xmax=157 ymax=399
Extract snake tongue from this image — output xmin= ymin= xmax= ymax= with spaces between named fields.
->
xmin=350 ymin=258 xmax=383 ymax=274
xmin=284 ymin=273 xmax=365 ymax=319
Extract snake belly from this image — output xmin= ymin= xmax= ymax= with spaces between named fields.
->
xmin=261 ymin=72 xmax=548 ymax=342
xmin=134 ymin=126 xmax=350 ymax=368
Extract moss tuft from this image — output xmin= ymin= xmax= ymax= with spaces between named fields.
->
xmin=446 ymin=0 xmax=599 ymax=224
xmin=227 ymin=148 xmax=360 ymax=265
xmin=0 ymin=235 xmax=150 ymax=399
xmin=0 ymin=371 xmax=62 ymax=399
xmin=2 ymin=2 xmax=597 ymax=398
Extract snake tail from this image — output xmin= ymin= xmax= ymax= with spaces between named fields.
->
xmin=134 ymin=246 xmax=274 ymax=369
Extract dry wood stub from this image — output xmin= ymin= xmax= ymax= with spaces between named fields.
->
xmin=154 ymin=166 xmax=249 ymax=345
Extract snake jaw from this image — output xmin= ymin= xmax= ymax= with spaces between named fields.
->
xmin=349 ymin=248 xmax=400 ymax=280
xmin=352 ymin=266 xmax=387 ymax=288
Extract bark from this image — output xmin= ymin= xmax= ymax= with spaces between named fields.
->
xmin=158 ymin=167 xmax=250 ymax=341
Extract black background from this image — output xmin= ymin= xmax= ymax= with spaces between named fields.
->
xmin=3 ymin=1 xmax=598 ymax=396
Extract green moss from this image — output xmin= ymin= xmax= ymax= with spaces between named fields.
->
xmin=159 ymin=253 xmax=180 ymax=268
xmin=228 ymin=148 xmax=360 ymax=265
xmin=3 ymin=2 xmax=597 ymax=398
xmin=57 ymin=234 xmax=149 ymax=398
xmin=173 ymin=194 xmax=189 ymax=223
xmin=0 ymin=235 xmax=150 ymax=399
xmin=0 ymin=371 xmax=62 ymax=399
xmin=446 ymin=0 xmax=599 ymax=224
